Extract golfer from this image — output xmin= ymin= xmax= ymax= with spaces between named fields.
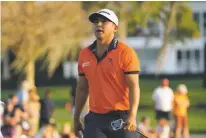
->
xmin=74 ymin=9 xmax=141 ymax=138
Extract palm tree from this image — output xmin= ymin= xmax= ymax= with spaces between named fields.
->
xmin=2 ymin=1 xmax=90 ymax=86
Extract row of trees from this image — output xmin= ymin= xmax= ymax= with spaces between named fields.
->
xmin=1 ymin=1 xmax=199 ymax=86
xmin=83 ymin=1 xmax=199 ymax=74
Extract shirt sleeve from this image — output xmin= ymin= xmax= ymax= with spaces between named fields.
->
xmin=122 ymin=47 xmax=140 ymax=74
xmin=78 ymin=51 xmax=85 ymax=76
xmin=152 ymin=88 xmax=157 ymax=101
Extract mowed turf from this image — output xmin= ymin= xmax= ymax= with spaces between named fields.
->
xmin=1 ymin=78 xmax=206 ymax=133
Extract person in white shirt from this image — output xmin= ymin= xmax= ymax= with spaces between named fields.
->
xmin=152 ymin=78 xmax=174 ymax=121
xmin=0 ymin=101 xmax=5 ymax=138
xmin=156 ymin=118 xmax=171 ymax=138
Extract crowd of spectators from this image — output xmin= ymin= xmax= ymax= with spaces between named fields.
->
xmin=0 ymin=80 xmax=75 ymax=138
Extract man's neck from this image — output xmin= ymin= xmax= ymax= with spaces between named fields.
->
xmin=96 ymin=35 xmax=114 ymax=51
xmin=161 ymin=86 xmax=168 ymax=88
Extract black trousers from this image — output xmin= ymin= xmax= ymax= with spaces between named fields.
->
xmin=83 ymin=110 xmax=138 ymax=138
xmin=39 ymin=118 xmax=49 ymax=128
xmin=155 ymin=110 xmax=172 ymax=120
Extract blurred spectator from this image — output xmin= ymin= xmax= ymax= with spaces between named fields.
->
xmin=1 ymin=111 xmax=19 ymax=138
xmin=3 ymin=100 xmax=13 ymax=121
xmin=0 ymin=101 xmax=5 ymax=137
xmin=21 ymin=120 xmax=30 ymax=137
xmin=14 ymin=124 xmax=23 ymax=138
xmin=1 ymin=124 xmax=15 ymax=138
xmin=9 ymin=94 xmax=18 ymax=108
xmin=3 ymin=95 xmax=28 ymax=128
xmin=70 ymin=78 xmax=89 ymax=120
xmin=50 ymin=122 xmax=61 ymax=138
xmin=27 ymin=87 xmax=40 ymax=137
xmin=152 ymin=78 xmax=174 ymax=122
xmin=173 ymin=84 xmax=190 ymax=138
xmin=13 ymin=122 xmax=30 ymax=138
xmin=137 ymin=116 xmax=156 ymax=138
xmin=61 ymin=123 xmax=75 ymax=138
xmin=35 ymin=123 xmax=51 ymax=138
xmin=43 ymin=124 xmax=54 ymax=138
xmin=9 ymin=95 xmax=26 ymax=117
xmin=12 ymin=107 xmax=22 ymax=124
xmin=35 ymin=121 xmax=60 ymax=138
xmin=156 ymin=118 xmax=171 ymax=138
xmin=16 ymin=80 xmax=31 ymax=110
xmin=39 ymin=89 xmax=55 ymax=128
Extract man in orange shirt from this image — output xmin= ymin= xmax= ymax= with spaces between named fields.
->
xmin=173 ymin=84 xmax=190 ymax=138
xmin=74 ymin=9 xmax=141 ymax=138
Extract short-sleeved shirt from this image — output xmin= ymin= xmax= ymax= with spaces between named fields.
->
xmin=78 ymin=37 xmax=140 ymax=113
xmin=173 ymin=93 xmax=189 ymax=116
xmin=137 ymin=123 xmax=151 ymax=133
xmin=152 ymin=86 xmax=174 ymax=112
xmin=156 ymin=125 xmax=170 ymax=138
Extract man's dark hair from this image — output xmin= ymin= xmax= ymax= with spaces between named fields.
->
xmin=141 ymin=116 xmax=149 ymax=122
xmin=8 ymin=94 xmax=15 ymax=99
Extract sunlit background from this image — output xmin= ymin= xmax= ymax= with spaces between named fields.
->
xmin=1 ymin=1 xmax=206 ymax=138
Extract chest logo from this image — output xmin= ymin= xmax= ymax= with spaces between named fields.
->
xmin=82 ymin=62 xmax=90 ymax=68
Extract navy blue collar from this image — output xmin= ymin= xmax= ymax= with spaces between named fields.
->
xmin=88 ymin=37 xmax=118 ymax=52
xmin=88 ymin=37 xmax=118 ymax=63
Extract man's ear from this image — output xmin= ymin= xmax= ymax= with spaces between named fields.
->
xmin=114 ymin=26 xmax=118 ymax=33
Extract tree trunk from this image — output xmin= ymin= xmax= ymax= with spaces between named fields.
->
xmin=203 ymin=43 xmax=206 ymax=88
xmin=118 ymin=3 xmax=128 ymax=42
xmin=156 ymin=2 xmax=177 ymax=75
xmin=25 ymin=60 xmax=35 ymax=87
xmin=2 ymin=50 xmax=11 ymax=80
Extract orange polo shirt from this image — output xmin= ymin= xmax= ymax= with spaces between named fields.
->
xmin=78 ymin=37 xmax=140 ymax=113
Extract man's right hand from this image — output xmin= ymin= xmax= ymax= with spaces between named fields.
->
xmin=74 ymin=118 xmax=84 ymax=138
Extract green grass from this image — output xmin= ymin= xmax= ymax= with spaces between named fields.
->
xmin=136 ymin=108 xmax=206 ymax=133
xmin=1 ymin=78 xmax=206 ymax=133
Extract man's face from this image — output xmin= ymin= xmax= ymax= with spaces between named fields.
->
xmin=143 ymin=119 xmax=150 ymax=126
xmin=12 ymin=96 xmax=18 ymax=105
xmin=161 ymin=78 xmax=169 ymax=87
xmin=92 ymin=16 xmax=117 ymax=40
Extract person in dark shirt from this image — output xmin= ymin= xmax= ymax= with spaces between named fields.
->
xmin=39 ymin=89 xmax=55 ymax=128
